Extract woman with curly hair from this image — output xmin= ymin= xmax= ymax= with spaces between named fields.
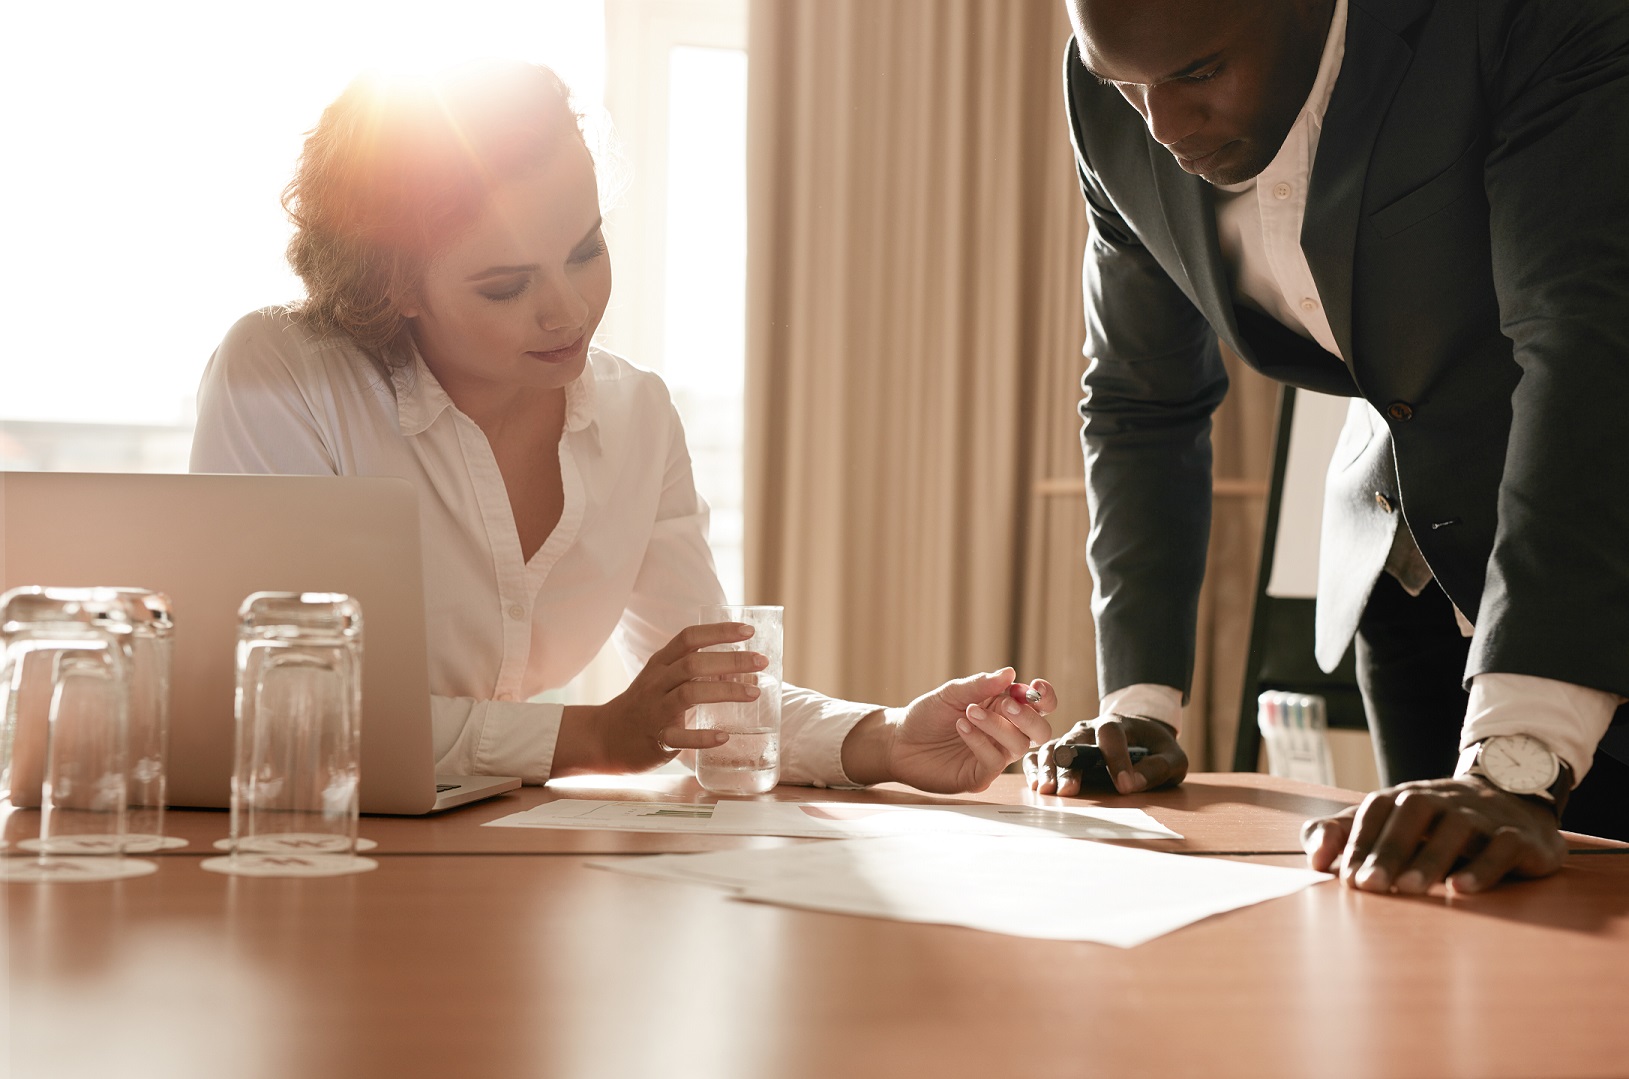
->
xmin=191 ymin=60 xmax=1054 ymax=793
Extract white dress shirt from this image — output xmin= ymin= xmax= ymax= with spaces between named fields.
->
xmin=190 ymin=307 xmax=876 ymax=786
xmin=1110 ymin=0 xmax=1619 ymax=783
xmin=1211 ymin=0 xmax=1348 ymax=358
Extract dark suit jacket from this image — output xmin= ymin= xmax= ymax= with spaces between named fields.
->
xmin=1066 ymin=0 xmax=1629 ymax=700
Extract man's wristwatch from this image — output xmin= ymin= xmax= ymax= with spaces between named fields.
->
xmin=1458 ymin=734 xmax=1574 ymax=817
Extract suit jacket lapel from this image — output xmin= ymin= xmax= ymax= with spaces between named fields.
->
xmin=1149 ymin=142 xmax=1248 ymax=358
xmin=1303 ymin=1 xmax=1415 ymax=367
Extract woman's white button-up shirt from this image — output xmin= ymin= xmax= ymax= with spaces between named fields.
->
xmin=191 ymin=308 xmax=872 ymax=785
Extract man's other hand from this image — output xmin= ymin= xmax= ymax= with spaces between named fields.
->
xmin=1023 ymin=713 xmax=1188 ymax=797
xmin=1301 ymin=777 xmax=1566 ymax=894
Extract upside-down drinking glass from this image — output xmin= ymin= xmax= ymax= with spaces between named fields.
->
xmin=216 ymin=591 xmax=368 ymax=877
xmin=0 ymin=587 xmax=155 ymax=882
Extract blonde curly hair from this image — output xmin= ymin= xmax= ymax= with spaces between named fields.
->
xmin=283 ymin=61 xmax=584 ymax=369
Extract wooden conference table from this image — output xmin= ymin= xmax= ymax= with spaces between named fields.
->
xmin=6 ymin=773 xmax=1628 ymax=1079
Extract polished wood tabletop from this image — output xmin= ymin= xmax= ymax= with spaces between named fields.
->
xmin=136 ymin=771 xmax=1629 ymax=856
xmin=7 ymin=773 xmax=1629 ymax=1079
xmin=137 ymin=771 xmax=1370 ymax=856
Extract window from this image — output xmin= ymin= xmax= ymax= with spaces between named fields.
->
xmin=0 ymin=0 xmax=608 ymax=470
xmin=2 ymin=1 xmax=752 ymax=707
xmin=560 ymin=0 xmax=748 ymax=704
xmin=661 ymin=44 xmax=750 ymax=603
xmin=601 ymin=0 xmax=749 ymax=604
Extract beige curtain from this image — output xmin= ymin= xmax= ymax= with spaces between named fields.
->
xmin=745 ymin=0 xmax=1280 ymax=768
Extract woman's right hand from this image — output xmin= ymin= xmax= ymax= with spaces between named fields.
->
xmin=575 ymin=621 xmax=767 ymax=774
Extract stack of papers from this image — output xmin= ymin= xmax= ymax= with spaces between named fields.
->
xmin=485 ymin=798 xmax=1182 ymax=841
xmin=491 ymin=797 xmax=1327 ymax=945
xmin=594 ymin=834 xmax=1329 ymax=947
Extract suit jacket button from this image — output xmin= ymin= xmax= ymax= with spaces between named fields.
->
xmin=1374 ymin=491 xmax=1396 ymax=512
xmin=1386 ymin=401 xmax=1414 ymax=421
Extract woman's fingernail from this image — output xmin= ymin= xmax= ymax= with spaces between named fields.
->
xmin=1355 ymin=857 xmax=1387 ymax=890
xmin=737 ymin=624 xmax=754 ymax=638
xmin=744 ymin=685 xmax=760 ymax=698
xmin=968 ymin=705 xmax=988 ymax=721
xmin=752 ymin=654 xmax=768 ymax=669
xmin=1129 ymin=773 xmax=1147 ymax=793
xmin=1002 ymin=699 xmax=1021 ymax=716
xmin=1395 ymin=870 xmax=1425 ymax=894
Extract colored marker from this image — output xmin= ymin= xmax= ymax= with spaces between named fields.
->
xmin=1050 ymin=743 xmax=1150 ymax=786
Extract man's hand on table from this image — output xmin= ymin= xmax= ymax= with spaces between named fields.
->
xmin=1301 ymin=776 xmax=1566 ymax=894
xmin=1022 ymin=714 xmax=1189 ymax=797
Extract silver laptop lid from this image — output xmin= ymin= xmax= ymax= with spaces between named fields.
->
xmin=1 ymin=471 xmax=441 ymax=814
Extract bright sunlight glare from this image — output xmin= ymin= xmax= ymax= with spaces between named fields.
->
xmin=0 ymin=0 xmax=605 ymax=426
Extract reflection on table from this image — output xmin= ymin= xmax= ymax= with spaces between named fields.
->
xmin=7 ymin=773 xmax=1628 ymax=1079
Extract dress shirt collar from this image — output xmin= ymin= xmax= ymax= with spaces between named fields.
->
xmin=563 ymin=354 xmax=600 ymax=437
xmin=1214 ymin=0 xmax=1346 ymax=200
xmin=1304 ymin=0 xmax=1349 ymax=133
xmin=391 ymin=343 xmax=603 ymax=443
xmin=392 ymin=346 xmax=458 ymax=436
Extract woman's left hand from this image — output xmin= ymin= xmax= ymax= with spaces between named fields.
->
xmin=844 ymin=668 xmax=1055 ymax=794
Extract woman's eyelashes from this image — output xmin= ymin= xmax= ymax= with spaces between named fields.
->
xmin=478 ymin=240 xmax=605 ymax=303
xmin=570 ymin=235 xmax=607 ymax=264
xmin=480 ymin=279 xmax=531 ymax=302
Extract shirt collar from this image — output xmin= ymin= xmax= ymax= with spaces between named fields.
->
xmin=563 ymin=350 xmax=600 ymax=437
xmin=1212 ymin=0 xmax=1348 ymax=198
xmin=1303 ymin=0 xmax=1349 ymax=131
xmin=391 ymin=342 xmax=603 ymax=441
xmin=391 ymin=343 xmax=458 ymax=437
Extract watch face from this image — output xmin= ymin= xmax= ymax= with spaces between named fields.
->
xmin=1479 ymin=734 xmax=1559 ymax=795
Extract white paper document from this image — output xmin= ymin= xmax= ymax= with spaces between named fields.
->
xmin=485 ymin=798 xmax=1181 ymax=841
xmin=595 ymin=834 xmax=1329 ymax=947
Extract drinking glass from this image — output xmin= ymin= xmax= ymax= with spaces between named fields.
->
xmin=692 ymin=604 xmax=783 ymax=795
xmin=204 ymin=591 xmax=374 ymax=877
xmin=0 ymin=586 xmax=156 ymax=882
xmin=110 ymin=588 xmax=178 ymax=853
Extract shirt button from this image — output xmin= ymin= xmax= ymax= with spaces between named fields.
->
xmin=508 ymin=604 xmax=526 ymax=620
xmin=495 ymin=692 xmax=515 ymax=702
xmin=1374 ymin=492 xmax=1396 ymax=513
xmin=1273 ymin=182 xmax=1292 ymax=200
xmin=1299 ymin=297 xmax=1318 ymax=311
xmin=1386 ymin=401 xmax=1415 ymax=422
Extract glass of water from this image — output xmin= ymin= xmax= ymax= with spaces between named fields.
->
xmin=693 ymin=604 xmax=783 ymax=795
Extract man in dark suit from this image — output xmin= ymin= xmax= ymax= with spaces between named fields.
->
xmin=1022 ymin=0 xmax=1629 ymax=892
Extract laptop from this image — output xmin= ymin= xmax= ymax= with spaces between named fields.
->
xmin=0 ymin=471 xmax=520 ymax=814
